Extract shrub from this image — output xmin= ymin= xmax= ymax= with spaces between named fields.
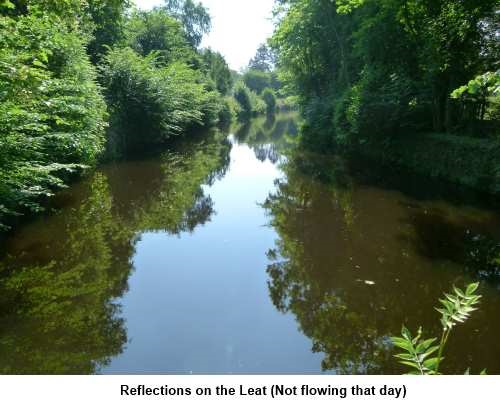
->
xmin=262 ymin=87 xmax=277 ymax=114
xmin=249 ymin=90 xmax=266 ymax=115
xmin=0 ymin=14 xmax=107 ymax=229
xmin=218 ymin=97 xmax=239 ymax=125
xmin=233 ymin=82 xmax=254 ymax=119
xmin=100 ymin=47 xmax=221 ymax=155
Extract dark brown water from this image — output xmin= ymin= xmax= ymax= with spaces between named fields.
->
xmin=0 ymin=113 xmax=499 ymax=374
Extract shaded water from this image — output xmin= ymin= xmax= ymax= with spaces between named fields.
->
xmin=0 ymin=113 xmax=499 ymax=374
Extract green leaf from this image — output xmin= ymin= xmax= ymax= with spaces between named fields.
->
xmin=391 ymin=337 xmax=413 ymax=352
xmin=416 ymin=338 xmax=437 ymax=353
xmin=401 ymin=326 xmax=412 ymax=341
xmin=423 ymin=357 xmax=440 ymax=370
xmin=466 ymin=283 xmax=479 ymax=295
xmin=394 ymin=353 xmax=415 ymax=361
xmin=399 ymin=360 xmax=422 ymax=371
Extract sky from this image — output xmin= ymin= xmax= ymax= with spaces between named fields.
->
xmin=134 ymin=0 xmax=275 ymax=71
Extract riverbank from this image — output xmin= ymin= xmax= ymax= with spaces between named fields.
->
xmin=351 ymin=133 xmax=500 ymax=195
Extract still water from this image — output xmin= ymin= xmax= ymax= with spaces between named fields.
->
xmin=1 ymin=113 xmax=499 ymax=374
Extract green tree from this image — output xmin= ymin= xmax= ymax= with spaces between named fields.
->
xmin=86 ymin=0 xmax=130 ymax=64
xmin=1 ymin=1 xmax=130 ymax=64
xmin=249 ymin=43 xmax=276 ymax=72
xmin=233 ymin=82 xmax=253 ymax=119
xmin=271 ymin=0 xmax=499 ymax=145
xmin=125 ymin=8 xmax=194 ymax=64
xmin=201 ymin=48 xmax=233 ymax=95
xmin=163 ymin=0 xmax=211 ymax=48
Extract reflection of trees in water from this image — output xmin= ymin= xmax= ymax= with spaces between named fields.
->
xmin=0 ymin=133 xmax=231 ymax=374
xmin=136 ymin=136 xmax=232 ymax=233
xmin=232 ymin=113 xmax=300 ymax=164
xmin=0 ymin=175 xmax=131 ymax=373
xmin=408 ymin=210 xmax=500 ymax=281
xmin=262 ymin=154 xmax=394 ymax=374
xmin=263 ymin=151 xmax=500 ymax=374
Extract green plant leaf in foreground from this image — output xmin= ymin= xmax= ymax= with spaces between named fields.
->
xmin=391 ymin=283 xmax=482 ymax=375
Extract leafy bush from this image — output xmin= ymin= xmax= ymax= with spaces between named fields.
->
xmin=334 ymin=66 xmax=431 ymax=146
xmin=262 ymin=88 xmax=277 ymax=114
xmin=100 ymin=47 xmax=221 ymax=155
xmin=233 ymin=82 xmax=253 ymax=119
xmin=0 ymin=13 xmax=107 ymax=229
xmin=249 ymin=91 xmax=266 ymax=116
xmin=218 ymin=97 xmax=240 ymax=125
xmin=233 ymin=82 xmax=267 ymax=120
xmin=451 ymin=70 xmax=500 ymax=127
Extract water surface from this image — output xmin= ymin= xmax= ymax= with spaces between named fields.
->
xmin=1 ymin=113 xmax=499 ymax=374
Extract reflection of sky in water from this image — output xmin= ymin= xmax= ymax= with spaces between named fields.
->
xmin=2 ymin=113 xmax=500 ymax=374
xmin=104 ymin=139 xmax=322 ymax=374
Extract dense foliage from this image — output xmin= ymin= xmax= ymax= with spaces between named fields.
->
xmin=272 ymin=0 xmax=499 ymax=147
xmin=0 ymin=0 xmax=234 ymax=229
xmin=125 ymin=7 xmax=195 ymax=64
xmin=201 ymin=48 xmax=233 ymax=95
xmin=233 ymin=82 xmax=266 ymax=119
xmin=100 ymin=47 xmax=220 ymax=155
xmin=262 ymin=88 xmax=278 ymax=114
xmin=0 ymin=11 xmax=107 ymax=229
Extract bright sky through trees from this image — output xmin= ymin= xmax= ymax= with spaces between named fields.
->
xmin=134 ymin=0 xmax=274 ymax=71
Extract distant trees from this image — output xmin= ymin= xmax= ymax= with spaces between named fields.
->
xmin=233 ymin=82 xmax=254 ymax=119
xmin=201 ymin=48 xmax=233 ymax=95
xmin=233 ymin=82 xmax=266 ymax=119
xmin=262 ymin=88 xmax=277 ymax=114
xmin=232 ymin=41 xmax=288 ymax=120
xmin=243 ymin=69 xmax=271 ymax=95
xmin=248 ymin=44 xmax=275 ymax=72
xmin=163 ymin=0 xmax=211 ymax=47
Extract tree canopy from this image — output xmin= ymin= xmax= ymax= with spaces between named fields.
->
xmin=271 ymin=0 xmax=499 ymax=145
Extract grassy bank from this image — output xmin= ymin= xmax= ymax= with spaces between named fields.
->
xmin=355 ymin=133 xmax=500 ymax=195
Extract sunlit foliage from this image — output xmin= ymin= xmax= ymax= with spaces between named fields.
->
xmin=100 ymin=47 xmax=220 ymax=155
xmin=0 ymin=12 xmax=107 ymax=229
